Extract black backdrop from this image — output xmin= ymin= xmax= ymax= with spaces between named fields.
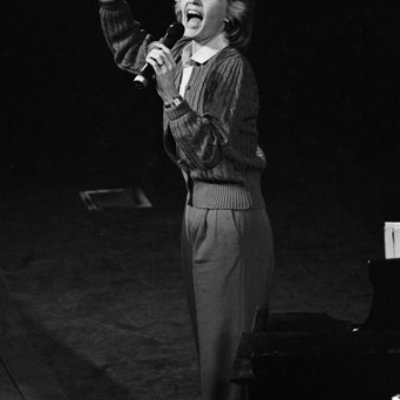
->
xmin=2 ymin=1 xmax=399 ymax=194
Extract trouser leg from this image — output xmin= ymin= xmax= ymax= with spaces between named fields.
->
xmin=181 ymin=206 xmax=274 ymax=400
xmin=181 ymin=208 xmax=200 ymax=356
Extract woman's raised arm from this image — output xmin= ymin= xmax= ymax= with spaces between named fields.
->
xmin=99 ymin=0 xmax=152 ymax=74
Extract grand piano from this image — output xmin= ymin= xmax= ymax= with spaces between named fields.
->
xmin=232 ymin=259 xmax=400 ymax=399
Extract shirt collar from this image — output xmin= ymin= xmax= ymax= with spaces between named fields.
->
xmin=181 ymin=32 xmax=229 ymax=66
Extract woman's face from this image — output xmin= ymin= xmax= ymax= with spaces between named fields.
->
xmin=177 ymin=0 xmax=229 ymax=44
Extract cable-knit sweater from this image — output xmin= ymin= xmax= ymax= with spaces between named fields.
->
xmin=99 ymin=0 xmax=267 ymax=209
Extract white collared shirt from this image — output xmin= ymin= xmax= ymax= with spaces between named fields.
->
xmin=179 ymin=32 xmax=229 ymax=97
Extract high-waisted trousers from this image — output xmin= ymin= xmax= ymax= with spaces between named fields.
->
xmin=181 ymin=205 xmax=274 ymax=400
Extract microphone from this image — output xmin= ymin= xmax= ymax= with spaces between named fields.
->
xmin=133 ymin=22 xmax=184 ymax=90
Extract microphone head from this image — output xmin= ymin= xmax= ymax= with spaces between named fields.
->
xmin=163 ymin=22 xmax=185 ymax=48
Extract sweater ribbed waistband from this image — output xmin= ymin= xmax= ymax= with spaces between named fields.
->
xmin=189 ymin=175 xmax=265 ymax=210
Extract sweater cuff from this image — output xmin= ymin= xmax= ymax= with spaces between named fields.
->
xmin=164 ymin=99 xmax=191 ymax=121
xmin=98 ymin=0 xmax=125 ymax=10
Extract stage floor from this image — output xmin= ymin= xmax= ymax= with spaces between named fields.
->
xmin=0 ymin=171 xmax=384 ymax=400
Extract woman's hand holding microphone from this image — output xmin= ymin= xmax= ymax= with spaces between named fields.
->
xmin=146 ymin=42 xmax=180 ymax=105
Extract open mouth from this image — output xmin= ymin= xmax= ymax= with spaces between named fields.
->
xmin=185 ymin=9 xmax=203 ymax=27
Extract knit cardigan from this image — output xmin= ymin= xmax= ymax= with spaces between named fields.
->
xmin=99 ymin=0 xmax=267 ymax=209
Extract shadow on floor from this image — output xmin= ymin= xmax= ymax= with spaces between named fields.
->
xmin=19 ymin=313 xmax=131 ymax=400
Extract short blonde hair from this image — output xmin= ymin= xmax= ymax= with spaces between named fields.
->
xmin=174 ymin=0 xmax=254 ymax=52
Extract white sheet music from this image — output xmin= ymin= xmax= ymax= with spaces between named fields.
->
xmin=384 ymin=222 xmax=400 ymax=259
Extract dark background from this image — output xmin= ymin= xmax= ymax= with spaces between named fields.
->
xmin=2 ymin=0 xmax=399 ymax=214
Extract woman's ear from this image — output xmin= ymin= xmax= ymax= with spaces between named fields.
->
xmin=224 ymin=18 xmax=234 ymax=32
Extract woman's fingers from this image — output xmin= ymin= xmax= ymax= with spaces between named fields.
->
xmin=146 ymin=57 xmax=160 ymax=73
xmin=146 ymin=43 xmax=175 ymax=69
xmin=146 ymin=49 xmax=166 ymax=67
xmin=154 ymin=43 xmax=175 ymax=64
xmin=145 ymin=42 xmax=179 ymax=103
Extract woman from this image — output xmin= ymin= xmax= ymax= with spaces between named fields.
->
xmin=99 ymin=0 xmax=274 ymax=399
